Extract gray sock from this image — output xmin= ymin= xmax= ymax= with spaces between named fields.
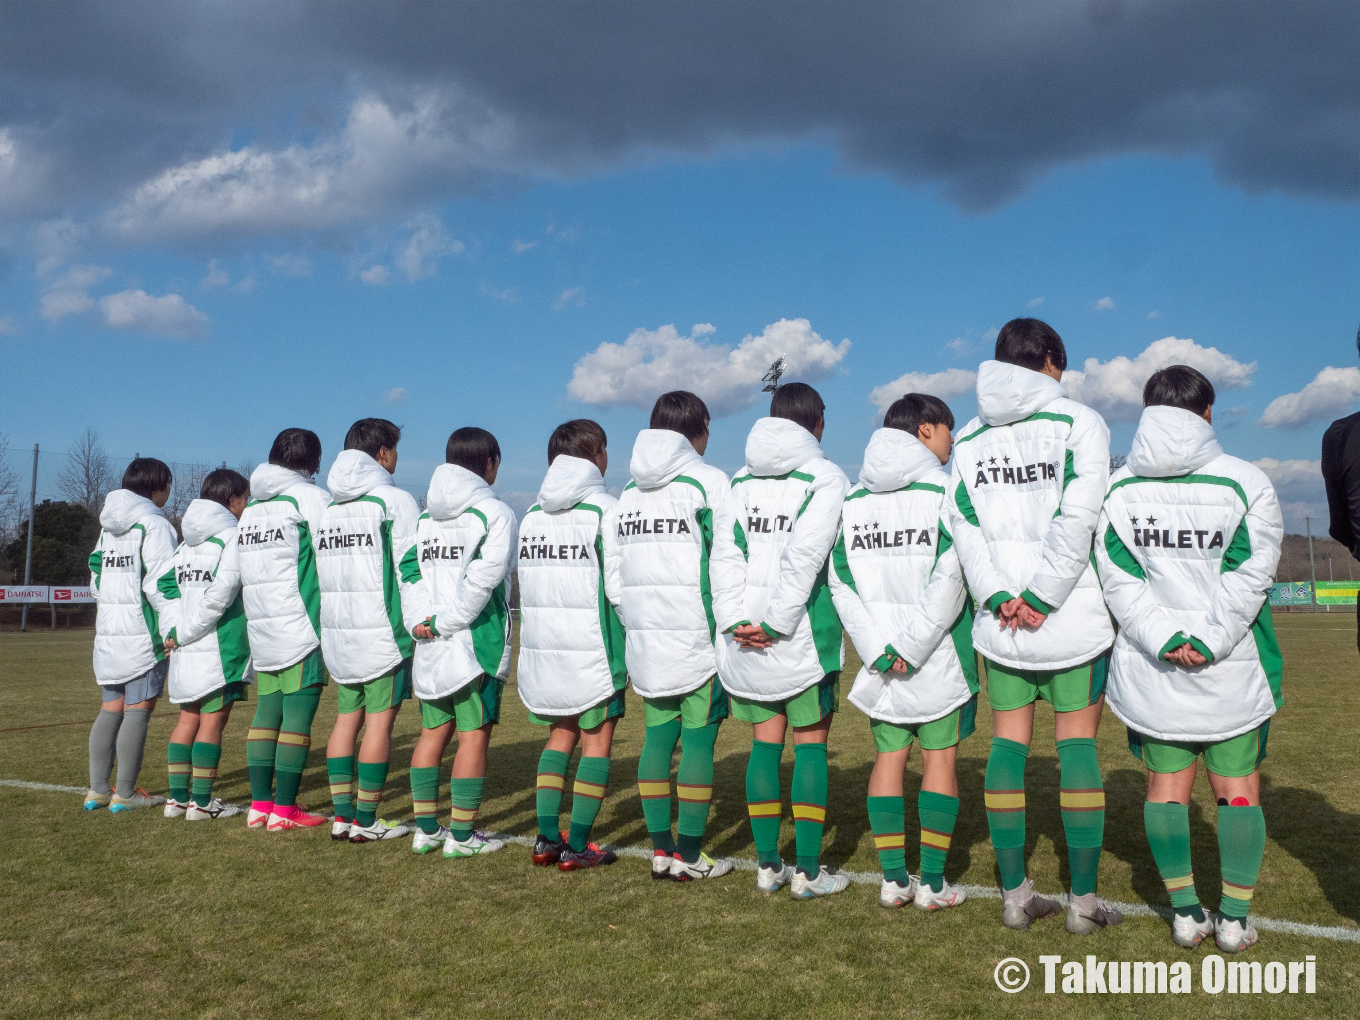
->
xmin=114 ymin=708 xmax=152 ymax=799
xmin=88 ymin=709 xmax=122 ymax=795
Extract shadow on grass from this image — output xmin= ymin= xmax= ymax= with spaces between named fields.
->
xmin=1261 ymin=774 xmax=1360 ymax=923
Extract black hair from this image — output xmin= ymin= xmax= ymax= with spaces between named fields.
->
xmin=268 ymin=428 xmax=322 ymax=477
xmin=200 ymin=468 xmax=250 ymax=508
xmin=1143 ymin=365 xmax=1216 ymax=414
xmin=122 ymin=457 xmax=172 ymax=499
xmin=344 ymin=418 xmax=401 ymax=458
xmin=649 ymin=391 xmax=710 ymax=441
xmin=446 ymin=427 xmax=501 ymax=479
xmin=769 ymin=381 xmax=825 ymax=434
xmin=547 ymin=419 xmax=607 ymax=464
xmin=883 ymin=393 xmax=955 ymax=436
xmin=995 ymin=317 xmax=1068 ymax=373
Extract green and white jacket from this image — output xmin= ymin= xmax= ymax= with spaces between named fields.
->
xmin=159 ymin=499 xmax=252 ymax=703
xmin=317 ymin=450 xmax=420 ymax=684
xmin=1095 ymin=405 xmax=1284 ymax=743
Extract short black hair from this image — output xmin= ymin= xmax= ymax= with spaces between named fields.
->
xmin=344 ymin=418 xmax=401 ymax=458
xmin=446 ymin=427 xmax=501 ymax=478
xmin=548 ymin=419 xmax=607 ymax=464
xmin=122 ymin=457 xmax=172 ymax=499
xmin=995 ymin=318 xmax=1067 ymax=373
xmin=268 ymin=428 xmax=322 ymax=476
xmin=650 ymin=391 xmax=710 ymax=441
xmin=200 ymin=468 xmax=250 ymax=508
xmin=883 ymin=393 xmax=955 ymax=436
xmin=1143 ymin=365 xmax=1216 ymax=414
xmin=769 ymin=382 xmax=825 ymax=434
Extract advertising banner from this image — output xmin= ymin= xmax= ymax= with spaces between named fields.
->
xmin=1314 ymin=581 xmax=1359 ymax=606
xmin=1268 ymin=582 xmax=1313 ymax=606
xmin=50 ymin=586 xmax=96 ymax=604
xmin=0 ymin=586 xmax=51 ymax=604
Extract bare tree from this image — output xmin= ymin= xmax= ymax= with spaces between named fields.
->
xmin=165 ymin=461 xmax=212 ymax=533
xmin=56 ymin=427 xmax=116 ymax=515
xmin=0 ymin=432 xmax=24 ymax=548
xmin=236 ymin=459 xmax=258 ymax=480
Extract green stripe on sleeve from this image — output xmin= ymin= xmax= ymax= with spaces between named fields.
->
xmin=1104 ymin=523 xmax=1146 ymax=579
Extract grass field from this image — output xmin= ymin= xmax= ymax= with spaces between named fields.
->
xmin=2 ymin=613 xmax=1358 ymax=1018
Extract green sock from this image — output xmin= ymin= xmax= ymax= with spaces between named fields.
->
xmin=918 ymin=790 xmax=960 ymax=892
xmin=675 ymin=723 xmax=719 ymax=863
xmin=985 ymin=737 xmax=1029 ymax=890
xmin=409 ymin=766 xmax=441 ymax=835
xmin=1144 ymin=801 xmax=1203 ymax=920
xmin=449 ymin=776 xmax=485 ymax=841
xmin=246 ymin=691 xmax=282 ymax=804
xmin=568 ymin=756 xmax=611 ymax=852
xmin=536 ymin=748 xmax=571 ymax=840
xmin=791 ymin=742 xmax=828 ymax=876
xmin=1056 ymin=736 xmax=1105 ymax=897
xmin=190 ymin=741 xmax=222 ymax=808
xmin=167 ymin=741 xmax=192 ymax=804
xmin=355 ymin=760 xmax=389 ymax=827
xmin=746 ymin=738 xmax=785 ymax=867
xmin=272 ymin=686 xmax=321 ymax=808
xmin=867 ymin=795 xmax=909 ymax=884
xmin=1217 ymin=804 xmax=1266 ymax=921
xmin=327 ymin=755 xmax=356 ymax=822
xmin=637 ymin=719 xmax=681 ymax=854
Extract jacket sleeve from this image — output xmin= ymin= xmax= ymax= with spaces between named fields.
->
xmin=1020 ymin=408 xmax=1110 ymax=614
xmin=141 ymin=519 xmax=179 ymax=625
xmin=890 ymin=519 xmax=968 ymax=670
xmin=601 ymin=503 xmax=623 ymax=617
xmin=177 ymin=540 xmax=243 ymax=646
xmin=300 ymin=486 xmax=330 ymax=546
xmin=707 ymin=476 xmax=750 ymax=634
xmin=89 ymin=531 xmax=105 ymax=596
xmin=827 ymin=526 xmax=890 ymax=670
xmin=946 ymin=459 xmax=1014 ymax=614
xmin=433 ymin=506 xmax=517 ymax=635
xmin=398 ymin=521 xmax=434 ymax=633
xmin=1092 ymin=505 xmax=1185 ymax=660
xmin=761 ymin=464 xmax=848 ymax=637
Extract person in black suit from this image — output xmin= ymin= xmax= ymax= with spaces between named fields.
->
xmin=1320 ymin=325 xmax=1360 ymax=652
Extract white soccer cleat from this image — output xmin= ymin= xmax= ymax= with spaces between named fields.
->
xmin=108 ymin=789 xmax=165 ymax=813
xmin=83 ymin=790 xmax=111 ymax=811
xmin=1002 ymin=877 xmax=1063 ymax=930
xmin=914 ymin=878 xmax=966 ymax=911
xmin=185 ymin=798 xmax=243 ymax=821
xmin=790 ymin=866 xmax=850 ymax=900
xmin=879 ymin=877 xmax=918 ymax=908
xmin=651 ymin=849 xmax=676 ymax=880
xmin=1215 ymin=916 xmax=1259 ymax=954
xmin=757 ymin=862 xmax=795 ymax=894
xmin=331 ymin=819 xmax=352 ymax=841
xmin=412 ymin=826 xmax=453 ymax=856
xmin=670 ymin=851 xmax=735 ymax=882
xmin=163 ymin=798 xmax=190 ymax=819
xmin=443 ymin=830 xmax=506 ymax=858
xmin=247 ymin=807 xmax=271 ymax=829
xmin=1066 ymin=892 xmax=1124 ymax=934
xmin=1171 ymin=911 xmax=1216 ymax=949
xmin=349 ymin=818 xmax=413 ymax=843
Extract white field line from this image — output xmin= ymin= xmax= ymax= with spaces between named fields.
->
xmin=6 ymin=778 xmax=1358 ymax=944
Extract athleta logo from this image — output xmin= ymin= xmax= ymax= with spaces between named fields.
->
xmin=746 ymin=512 xmax=792 ymax=535
xmin=1128 ymin=516 xmax=1224 ymax=550
xmin=849 ymin=524 xmax=934 ymax=551
xmin=520 ymin=536 xmax=593 ymax=561
xmin=316 ymin=531 xmax=375 ymax=550
xmin=420 ymin=542 xmax=466 ymax=562
xmin=103 ymin=553 xmax=136 ymax=568
xmin=973 ymin=457 xmax=1059 ymax=487
xmin=238 ymin=527 xmax=285 ymax=546
xmin=617 ymin=513 xmax=691 ymax=537
xmin=176 ymin=566 xmax=214 ymax=583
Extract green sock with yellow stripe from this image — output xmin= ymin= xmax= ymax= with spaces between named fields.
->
xmin=791 ymin=742 xmax=828 ymax=876
xmin=410 ymin=765 xmax=440 ymax=835
xmin=272 ymin=686 xmax=320 ymax=809
xmin=327 ymin=755 xmax=356 ymax=822
xmin=246 ymin=691 xmax=282 ymax=804
xmin=746 ymin=739 xmax=785 ymax=867
xmin=567 ymin=756 xmax=611 ymax=852
xmin=355 ymin=760 xmax=388 ymax=828
xmin=190 ymin=741 xmax=221 ymax=808
xmin=448 ymin=776 xmax=485 ymax=841
xmin=1057 ymin=737 xmax=1105 ymax=896
xmin=676 ymin=722 xmax=719 ymax=863
xmin=1144 ymin=801 xmax=1203 ymax=920
xmin=867 ymin=795 xmax=909 ymax=884
xmin=167 ymin=741 xmax=192 ymax=804
xmin=536 ymin=748 xmax=571 ymax=841
xmin=1217 ymin=804 xmax=1266 ymax=922
xmin=985 ymin=737 xmax=1029 ymax=890
xmin=638 ymin=720 xmax=680 ymax=853
xmin=918 ymin=790 xmax=959 ymax=892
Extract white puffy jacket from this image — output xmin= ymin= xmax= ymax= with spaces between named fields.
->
xmin=829 ymin=429 xmax=977 ymax=725
xmin=400 ymin=464 xmax=517 ymax=700
xmin=236 ymin=463 xmax=330 ymax=673
xmin=947 ymin=360 xmax=1115 ymax=671
xmin=317 ymin=450 xmax=420 ymax=683
xmin=516 ymin=456 xmax=626 ymax=716
xmin=717 ymin=417 xmax=848 ymax=700
xmin=601 ymin=429 xmax=745 ymax=698
xmin=161 ymin=499 xmax=253 ymax=703
xmin=1095 ymin=405 xmax=1284 ymax=742
xmin=88 ymin=489 xmax=178 ymax=685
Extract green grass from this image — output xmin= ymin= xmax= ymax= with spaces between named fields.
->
xmin=1 ymin=614 xmax=1358 ymax=1018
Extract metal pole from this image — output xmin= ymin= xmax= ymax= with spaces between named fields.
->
xmin=20 ymin=444 xmax=37 ymax=632
xmin=1306 ymin=516 xmax=1318 ymax=614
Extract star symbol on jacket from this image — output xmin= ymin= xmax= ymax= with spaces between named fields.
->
xmin=976 ymin=460 xmax=984 ymax=468
xmin=851 ymin=523 xmax=860 ymax=532
xmin=1146 ymin=515 xmax=1157 ymax=526
xmin=989 ymin=457 xmax=997 ymax=465
xmin=1130 ymin=516 xmax=1139 ymax=526
xmin=1003 ymin=456 xmax=1010 ymax=465
xmin=751 ymin=506 xmax=760 ymax=515
xmin=872 ymin=522 xmax=880 ymax=529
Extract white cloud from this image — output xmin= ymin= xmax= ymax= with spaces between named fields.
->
xmin=269 ymin=254 xmax=311 ymax=277
xmin=569 ymin=318 xmax=851 ymax=418
xmin=0 ymin=314 xmax=18 ymax=335
xmin=33 ymin=218 xmax=85 ymax=278
xmin=479 ymin=282 xmax=518 ymax=304
xmin=869 ymin=368 xmax=977 ymax=413
xmin=98 ymin=289 xmax=207 ymax=338
xmin=386 ymin=386 xmax=407 ymax=404
xmin=40 ymin=263 xmax=111 ymax=321
xmin=511 ymin=239 xmax=537 ymax=253
xmin=397 ymin=213 xmax=464 ymax=281
xmin=201 ymin=259 xmax=229 ymax=289
xmin=946 ymin=336 xmax=970 ymax=353
xmin=1253 ymin=458 xmax=1326 ymax=523
xmin=1258 ymin=367 xmax=1360 ymax=430
xmin=1148 ymin=310 xmax=1161 ymax=319
xmin=1094 ymin=296 xmax=1116 ymax=311
xmin=1027 ymin=297 xmax=1045 ymax=308
xmin=231 ymin=276 xmax=256 ymax=294
xmin=1062 ymin=336 xmax=1256 ymax=423
xmin=554 ymin=286 xmax=585 ymax=311
xmin=359 ymin=265 xmax=390 ymax=286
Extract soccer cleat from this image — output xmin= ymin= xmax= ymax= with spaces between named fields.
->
xmin=790 ymin=866 xmax=850 ymax=899
xmin=879 ymin=877 xmax=919 ymax=908
xmin=651 ymin=849 xmax=675 ymax=881
xmin=757 ymin=862 xmax=794 ymax=894
xmin=186 ymin=798 xmax=243 ymax=821
xmin=1171 ymin=911 xmax=1216 ymax=949
xmin=1065 ymin=892 xmax=1125 ymax=935
xmin=915 ymin=879 xmax=967 ymax=912
xmin=412 ymin=826 xmax=452 ymax=855
xmin=349 ymin=818 xmax=413 ymax=843
xmin=1215 ymin=916 xmax=1259 ymax=954
xmin=1002 ymin=877 xmax=1063 ymax=930
xmin=331 ymin=819 xmax=352 ymax=841
xmin=163 ymin=798 xmax=190 ymax=819
xmin=266 ymin=805 xmax=327 ymax=831
xmin=109 ymin=788 xmax=165 ymax=813
xmin=247 ymin=801 xmax=273 ymax=829
xmin=670 ymin=851 xmax=734 ymax=882
xmin=83 ymin=790 xmax=111 ymax=811
xmin=532 ymin=833 xmax=568 ymax=866
xmin=558 ymin=843 xmax=618 ymax=871
xmin=442 ymin=830 xmax=506 ymax=858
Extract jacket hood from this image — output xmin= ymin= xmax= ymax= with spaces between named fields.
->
xmin=859 ymin=428 xmax=943 ymax=492
xmin=1126 ymin=405 xmax=1223 ymax=478
xmin=326 ymin=449 xmax=392 ymax=503
xmin=427 ymin=463 xmax=493 ymax=521
xmin=181 ymin=498 xmax=238 ymax=546
xmin=630 ymin=429 xmax=703 ymax=489
xmin=538 ymin=455 xmax=606 ymax=512
xmin=250 ymin=462 xmax=313 ymax=501
xmin=100 ymin=489 xmax=164 ymax=536
xmin=745 ymin=417 xmax=824 ymax=477
xmin=976 ymin=360 xmax=1067 ymax=426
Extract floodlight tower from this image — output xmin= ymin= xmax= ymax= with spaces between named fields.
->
xmin=761 ymin=355 xmax=787 ymax=394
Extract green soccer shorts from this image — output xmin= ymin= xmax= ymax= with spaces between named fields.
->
xmin=528 ymin=686 xmax=627 ymax=730
xmin=336 ymin=659 xmax=412 ymax=715
xmin=983 ymin=652 xmax=1109 ymax=713
xmin=1129 ymin=721 xmax=1270 ymax=778
xmin=871 ymin=693 xmax=978 ymax=753
xmin=195 ymin=681 xmax=248 ymax=714
xmin=420 ymin=673 xmax=504 ymax=732
xmin=255 ymin=646 xmax=329 ymax=697
xmin=642 ymin=675 xmax=729 ymax=729
xmin=730 ymin=672 xmax=839 ymax=729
